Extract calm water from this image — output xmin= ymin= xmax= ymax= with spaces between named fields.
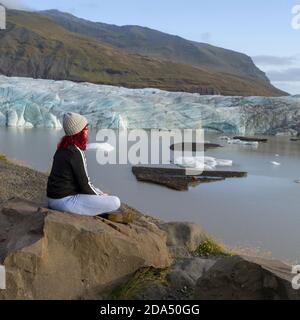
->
xmin=0 ymin=127 xmax=300 ymax=263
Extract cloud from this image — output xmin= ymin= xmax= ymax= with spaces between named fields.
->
xmin=0 ymin=0 xmax=30 ymax=10
xmin=267 ymin=68 xmax=300 ymax=82
xmin=253 ymin=54 xmax=300 ymax=93
xmin=271 ymin=81 xmax=300 ymax=95
xmin=252 ymin=55 xmax=299 ymax=66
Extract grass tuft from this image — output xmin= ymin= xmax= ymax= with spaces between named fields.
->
xmin=196 ymin=238 xmax=234 ymax=257
xmin=0 ymin=154 xmax=7 ymax=162
xmin=109 ymin=266 xmax=170 ymax=300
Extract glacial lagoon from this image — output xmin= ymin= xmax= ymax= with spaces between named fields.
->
xmin=0 ymin=127 xmax=300 ymax=263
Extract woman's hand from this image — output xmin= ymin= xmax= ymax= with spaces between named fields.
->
xmin=95 ymin=187 xmax=108 ymax=196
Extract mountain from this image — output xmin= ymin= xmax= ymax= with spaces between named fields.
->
xmin=41 ymin=9 xmax=269 ymax=83
xmin=0 ymin=9 xmax=286 ymax=96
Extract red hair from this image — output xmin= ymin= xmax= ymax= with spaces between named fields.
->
xmin=57 ymin=126 xmax=88 ymax=151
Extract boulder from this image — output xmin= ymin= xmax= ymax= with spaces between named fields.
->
xmin=194 ymin=255 xmax=300 ymax=300
xmin=166 ymin=257 xmax=216 ymax=290
xmin=159 ymin=222 xmax=209 ymax=258
xmin=0 ymin=198 xmax=172 ymax=300
xmin=109 ymin=258 xmax=216 ymax=300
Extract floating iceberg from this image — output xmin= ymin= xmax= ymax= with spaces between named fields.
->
xmin=0 ymin=76 xmax=299 ymax=134
xmin=219 ymin=136 xmax=259 ymax=146
xmin=215 ymin=159 xmax=233 ymax=166
xmin=87 ymin=143 xmax=115 ymax=152
xmin=227 ymin=139 xmax=259 ymax=146
xmin=219 ymin=136 xmax=231 ymax=141
xmin=175 ymin=156 xmax=233 ymax=170
xmin=270 ymin=161 xmax=281 ymax=166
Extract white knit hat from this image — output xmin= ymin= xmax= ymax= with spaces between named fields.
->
xmin=63 ymin=112 xmax=88 ymax=136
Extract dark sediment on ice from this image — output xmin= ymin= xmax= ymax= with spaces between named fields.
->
xmin=132 ymin=166 xmax=247 ymax=190
xmin=233 ymin=136 xmax=268 ymax=142
xmin=170 ymin=142 xmax=222 ymax=152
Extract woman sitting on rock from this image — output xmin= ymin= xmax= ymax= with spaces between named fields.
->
xmin=47 ymin=112 xmax=131 ymax=223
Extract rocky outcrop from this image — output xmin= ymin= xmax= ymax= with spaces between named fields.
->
xmin=159 ymin=222 xmax=209 ymax=258
xmin=110 ymin=258 xmax=216 ymax=300
xmin=109 ymin=254 xmax=300 ymax=300
xmin=1 ymin=197 xmax=299 ymax=300
xmin=1 ymin=157 xmax=299 ymax=300
xmin=0 ymin=198 xmax=171 ymax=299
xmin=107 ymin=223 xmax=300 ymax=300
xmin=194 ymin=255 xmax=300 ymax=300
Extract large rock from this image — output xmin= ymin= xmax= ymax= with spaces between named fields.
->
xmin=194 ymin=255 xmax=300 ymax=300
xmin=109 ymin=258 xmax=216 ymax=300
xmin=0 ymin=198 xmax=172 ymax=300
xmin=166 ymin=258 xmax=216 ymax=294
xmin=159 ymin=222 xmax=209 ymax=258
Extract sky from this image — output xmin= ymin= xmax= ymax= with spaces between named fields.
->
xmin=1 ymin=0 xmax=300 ymax=94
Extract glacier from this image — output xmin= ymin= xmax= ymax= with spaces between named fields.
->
xmin=0 ymin=75 xmax=299 ymax=135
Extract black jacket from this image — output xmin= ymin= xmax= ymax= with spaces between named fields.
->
xmin=47 ymin=144 xmax=101 ymax=199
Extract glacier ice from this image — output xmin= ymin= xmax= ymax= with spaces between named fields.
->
xmin=175 ymin=156 xmax=233 ymax=170
xmin=270 ymin=161 xmax=281 ymax=166
xmin=219 ymin=136 xmax=230 ymax=140
xmin=87 ymin=143 xmax=115 ymax=152
xmin=215 ymin=159 xmax=233 ymax=166
xmin=226 ymin=139 xmax=259 ymax=146
xmin=0 ymin=75 xmax=299 ymax=135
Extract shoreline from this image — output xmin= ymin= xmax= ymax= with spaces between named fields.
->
xmin=0 ymin=153 xmax=299 ymax=299
xmin=0 ymin=151 xmax=296 ymax=265
xmin=0 ymin=154 xmax=299 ymax=300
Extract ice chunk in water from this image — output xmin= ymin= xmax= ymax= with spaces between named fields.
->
xmin=219 ymin=136 xmax=230 ymax=140
xmin=87 ymin=143 xmax=114 ymax=152
xmin=270 ymin=161 xmax=280 ymax=166
xmin=175 ymin=156 xmax=233 ymax=170
xmin=216 ymin=159 xmax=233 ymax=166
xmin=227 ymin=139 xmax=259 ymax=147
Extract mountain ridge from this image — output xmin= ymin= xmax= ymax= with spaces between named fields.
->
xmin=41 ymin=9 xmax=270 ymax=82
xmin=0 ymin=9 xmax=286 ymax=96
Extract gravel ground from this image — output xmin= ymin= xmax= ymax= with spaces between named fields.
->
xmin=0 ymin=157 xmax=47 ymax=205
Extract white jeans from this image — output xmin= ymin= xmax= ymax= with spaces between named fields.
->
xmin=48 ymin=194 xmax=121 ymax=216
